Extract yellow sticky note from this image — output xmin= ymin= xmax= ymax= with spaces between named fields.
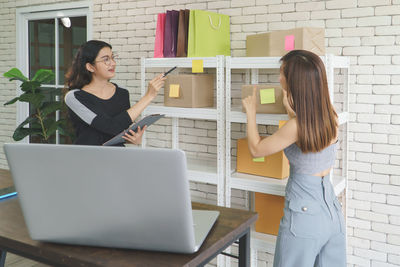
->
xmin=260 ymin=88 xmax=275 ymax=104
xmin=169 ymin=84 xmax=180 ymax=98
xmin=192 ymin=59 xmax=204 ymax=73
xmin=279 ymin=120 xmax=288 ymax=129
xmin=253 ymin=157 xmax=265 ymax=162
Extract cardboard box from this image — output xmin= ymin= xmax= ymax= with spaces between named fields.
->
xmin=254 ymin=193 xmax=284 ymax=235
xmin=164 ymin=74 xmax=214 ymax=108
xmin=242 ymin=84 xmax=286 ymax=114
xmin=236 ymin=138 xmax=289 ymax=179
xmin=246 ymin=27 xmax=325 ymax=57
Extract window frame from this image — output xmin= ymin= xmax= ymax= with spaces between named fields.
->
xmin=16 ymin=1 xmax=92 ymax=143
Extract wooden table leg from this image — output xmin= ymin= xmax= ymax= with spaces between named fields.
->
xmin=238 ymin=228 xmax=250 ymax=267
xmin=0 ymin=250 xmax=6 ymax=267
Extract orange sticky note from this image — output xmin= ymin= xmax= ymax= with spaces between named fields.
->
xmin=253 ymin=157 xmax=265 ymax=162
xmin=285 ymin=35 xmax=295 ymax=51
xmin=192 ymin=59 xmax=204 ymax=73
xmin=260 ymin=88 xmax=275 ymax=104
xmin=169 ymin=84 xmax=180 ymax=98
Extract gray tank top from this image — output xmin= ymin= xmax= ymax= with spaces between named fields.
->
xmin=284 ymin=142 xmax=337 ymax=175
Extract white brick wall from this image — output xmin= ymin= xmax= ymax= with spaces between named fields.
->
xmin=1 ymin=0 xmax=400 ymax=266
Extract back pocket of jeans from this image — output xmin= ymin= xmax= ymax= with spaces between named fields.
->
xmin=288 ymin=198 xmax=322 ymax=238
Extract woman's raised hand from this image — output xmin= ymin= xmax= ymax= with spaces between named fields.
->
xmin=242 ymin=86 xmax=257 ymax=117
xmin=146 ymin=74 xmax=166 ymax=99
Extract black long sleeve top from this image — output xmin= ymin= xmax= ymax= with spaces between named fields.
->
xmin=64 ymin=84 xmax=133 ymax=146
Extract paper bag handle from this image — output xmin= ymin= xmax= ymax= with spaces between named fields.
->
xmin=208 ymin=15 xmax=221 ymax=30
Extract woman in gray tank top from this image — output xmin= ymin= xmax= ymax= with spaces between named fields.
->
xmin=243 ymin=50 xmax=346 ymax=267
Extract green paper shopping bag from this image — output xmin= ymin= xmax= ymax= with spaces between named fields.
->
xmin=187 ymin=10 xmax=230 ymax=57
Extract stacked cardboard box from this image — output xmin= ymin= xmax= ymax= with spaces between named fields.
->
xmin=246 ymin=27 xmax=325 ymax=57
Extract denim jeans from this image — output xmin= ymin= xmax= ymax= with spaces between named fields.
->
xmin=273 ymin=173 xmax=346 ymax=267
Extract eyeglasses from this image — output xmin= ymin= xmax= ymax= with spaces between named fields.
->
xmin=95 ymin=54 xmax=118 ymax=66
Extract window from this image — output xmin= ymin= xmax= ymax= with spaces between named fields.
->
xmin=16 ymin=2 xmax=92 ymax=144
xmin=28 ymin=17 xmax=87 ymax=144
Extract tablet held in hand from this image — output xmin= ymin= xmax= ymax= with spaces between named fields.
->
xmin=103 ymin=114 xmax=165 ymax=146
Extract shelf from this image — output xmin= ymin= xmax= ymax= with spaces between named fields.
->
xmin=228 ymin=108 xmax=348 ymax=125
xmin=143 ymin=57 xmax=220 ymax=68
xmin=231 ymin=171 xmax=346 ymax=197
xmin=231 ymin=172 xmax=288 ymax=196
xmin=228 ymin=57 xmax=281 ymax=69
xmin=187 ymin=157 xmax=218 ymax=185
xmin=143 ymin=105 xmax=218 ymax=120
xmin=141 ymin=56 xmax=225 ymax=206
xmin=227 ymin=55 xmax=350 ymax=69
xmin=228 ymin=107 xmax=288 ymax=125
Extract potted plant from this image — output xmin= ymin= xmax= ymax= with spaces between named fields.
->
xmin=3 ymin=67 xmax=71 ymax=143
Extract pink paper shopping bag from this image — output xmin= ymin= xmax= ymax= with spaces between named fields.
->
xmin=154 ymin=13 xmax=166 ymax=58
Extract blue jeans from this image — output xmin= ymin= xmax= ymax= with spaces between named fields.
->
xmin=273 ymin=173 xmax=346 ymax=267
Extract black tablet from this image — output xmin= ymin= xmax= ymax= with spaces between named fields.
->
xmin=103 ymin=114 xmax=165 ymax=146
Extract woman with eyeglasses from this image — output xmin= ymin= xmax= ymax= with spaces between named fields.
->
xmin=64 ymin=40 xmax=166 ymax=146
xmin=242 ymin=50 xmax=345 ymax=267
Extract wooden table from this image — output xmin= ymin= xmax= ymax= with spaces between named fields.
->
xmin=0 ymin=170 xmax=257 ymax=267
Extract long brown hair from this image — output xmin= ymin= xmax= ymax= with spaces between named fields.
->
xmin=280 ymin=50 xmax=337 ymax=153
xmin=65 ymin=40 xmax=112 ymax=90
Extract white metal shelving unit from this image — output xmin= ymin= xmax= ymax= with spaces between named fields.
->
xmin=225 ymin=55 xmax=350 ymax=262
xmin=139 ymin=55 xmax=349 ymax=265
xmin=140 ymin=56 xmax=226 ymax=206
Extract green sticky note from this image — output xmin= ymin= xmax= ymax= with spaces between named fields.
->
xmin=260 ymin=88 xmax=275 ymax=104
xmin=192 ymin=59 xmax=204 ymax=73
xmin=252 ymin=157 xmax=265 ymax=162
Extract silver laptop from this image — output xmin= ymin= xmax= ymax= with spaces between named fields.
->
xmin=4 ymin=143 xmax=219 ymax=253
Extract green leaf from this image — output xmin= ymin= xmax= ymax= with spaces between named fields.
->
xmin=20 ymin=80 xmax=41 ymax=92
xmin=13 ymin=128 xmax=35 ymax=141
xmin=12 ymin=116 xmax=41 ymax=141
xmin=43 ymin=117 xmax=55 ymax=128
xmin=16 ymin=116 xmax=37 ymax=128
xmin=41 ymin=118 xmax=57 ymax=139
xmin=29 ymin=122 xmax=43 ymax=130
xmin=32 ymin=69 xmax=54 ymax=84
xmin=46 ymin=123 xmax=58 ymax=137
xmin=16 ymin=117 xmax=42 ymax=132
xmin=14 ymin=128 xmax=45 ymax=141
xmin=41 ymin=87 xmax=63 ymax=96
xmin=4 ymin=97 xmax=19 ymax=106
xmin=19 ymin=93 xmax=45 ymax=108
xmin=41 ymin=101 xmax=62 ymax=117
xmin=4 ymin=68 xmax=28 ymax=82
xmin=52 ymin=120 xmax=73 ymax=138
